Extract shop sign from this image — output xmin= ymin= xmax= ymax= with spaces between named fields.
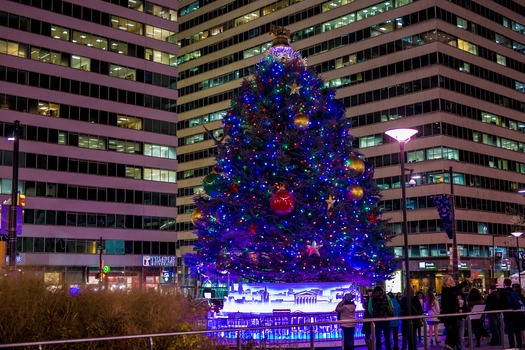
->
xmin=459 ymin=262 xmax=468 ymax=269
xmin=142 ymin=255 xmax=176 ymax=267
xmin=418 ymin=262 xmax=436 ymax=270
xmin=161 ymin=269 xmax=174 ymax=283
xmin=500 ymin=263 xmax=508 ymax=271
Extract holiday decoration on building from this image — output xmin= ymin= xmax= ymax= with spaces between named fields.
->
xmin=184 ymin=25 xmax=396 ymax=283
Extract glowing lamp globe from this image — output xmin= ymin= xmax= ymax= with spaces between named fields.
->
xmin=347 ymin=185 xmax=364 ymax=201
xmin=270 ymin=190 xmax=295 ymax=215
xmin=346 ymin=156 xmax=365 ymax=176
xmin=293 ymin=113 xmax=310 ymax=130
xmin=385 ymin=128 xmax=418 ymax=142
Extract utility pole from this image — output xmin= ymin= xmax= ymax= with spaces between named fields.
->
xmin=98 ymin=236 xmax=105 ymax=286
xmin=8 ymin=120 xmax=20 ymax=270
xmin=449 ymin=166 xmax=459 ymax=283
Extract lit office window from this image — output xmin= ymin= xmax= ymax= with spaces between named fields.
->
xmin=358 ymin=134 xmax=382 ymax=148
xmin=117 ymin=115 xmax=142 ymax=130
xmin=50 ymin=25 xmax=70 ymax=41
xmin=111 ymin=16 xmax=143 ymax=35
xmin=456 ymin=17 xmax=468 ymax=29
xmin=144 ymin=168 xmax=176 ymax=183
xmin=144 ymin=144 xmax=176 ymax=159
xmin=71 ymin=55 xmax=91 ymax=71
xmin=457 ymin=39 xmax=478 ymax=55
xmin=496 ymin=54 xmax=506 ymax=66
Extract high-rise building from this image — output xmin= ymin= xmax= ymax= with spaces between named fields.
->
xmin=177 ymin=0 xmax=525 ymax=295
xmin=0 ymin=0 xmax=179 ymax=290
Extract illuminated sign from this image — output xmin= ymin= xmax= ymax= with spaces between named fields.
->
xmin=418 ymin=262 xmax=436 ymax=269
xmin=459 ymin=262 xmax=468 ymax=269
xmin=142 ymin=255 xmax=176 ymax=267
xmin=221 ymin=282 xmax=361 ymax=314
xmin=161 ymin=269 xmax=174 ymax=284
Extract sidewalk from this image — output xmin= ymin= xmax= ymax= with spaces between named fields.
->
xmin=321 ymin=339 xmax=507 ymax=349
xmin=321 ymin=334 xmax=508 ymax=349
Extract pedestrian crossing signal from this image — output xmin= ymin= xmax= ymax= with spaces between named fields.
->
xmin=17 ymin=194 xmax=25 ymax=215
xmin=17 ymin=194 xmax=25 ymax=207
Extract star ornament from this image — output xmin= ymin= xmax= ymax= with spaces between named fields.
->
xmin=288 ymin=81 xmax=301 ymax=95
xmin=306 ymin=241 xmax=323 ymax=256
xmin=228 ymin=182 xmax=239 ymax=194
xmin=325 ymin=195 xmax=334 ymax=212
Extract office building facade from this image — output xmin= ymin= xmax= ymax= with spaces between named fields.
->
xmin=176 ymin=0 xmax=525 ymax=295
xmin=0 ymin=0 xmax=179 ymax=290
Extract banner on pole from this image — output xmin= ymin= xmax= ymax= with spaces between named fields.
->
xmin=432 ymin=195 xmax=454 ymax=239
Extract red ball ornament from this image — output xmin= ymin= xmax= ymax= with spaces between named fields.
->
xmin=270 ymin=190 xmax=295 ymax=215
xmin=347 ymin=185 xmax=364 ymax=201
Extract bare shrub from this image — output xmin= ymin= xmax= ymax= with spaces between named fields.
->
xmin=0 ymin=273 xmax=221 ymax=349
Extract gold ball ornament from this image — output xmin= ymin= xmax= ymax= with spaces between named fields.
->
xmin=347 ymin=185 xmax=364 ymax=201
xmin=346 ymin=156 xmax=365 ymax=176
xmin=293 ymin=113 xmax=310 ymax=130
xmin=191 ymin=208 xmax=204 ymax=226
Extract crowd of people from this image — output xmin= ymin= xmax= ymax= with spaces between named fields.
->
xmin=336 ymin=276 xmax=525 ymax=350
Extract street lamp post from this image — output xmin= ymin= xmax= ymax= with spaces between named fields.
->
xmin=8 ymin=120 xmax=20 ymax=270
xmin=386 ymin=128 xmax=418 ymax=350
xmin=511 ymin=231 xmax=523 ymax=286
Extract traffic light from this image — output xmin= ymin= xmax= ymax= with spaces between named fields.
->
xmin=101 ymin=272 xmax=107 ymax=279
xmin=17 ymin=194 xmax=25 ymax=215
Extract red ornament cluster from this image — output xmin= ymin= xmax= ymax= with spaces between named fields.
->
xmin=270 ymin=189 xmax=295 ymax=215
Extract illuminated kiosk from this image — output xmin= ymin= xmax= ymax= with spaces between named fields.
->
xmin=202 ymin=280 xmax=402 ymax=346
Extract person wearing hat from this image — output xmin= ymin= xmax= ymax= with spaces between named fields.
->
xmin=336 ymin=293 xmax=357 ymax=350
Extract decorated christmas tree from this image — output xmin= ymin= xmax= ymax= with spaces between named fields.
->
xmin=184 ymin=26 xmax=397 ymax=284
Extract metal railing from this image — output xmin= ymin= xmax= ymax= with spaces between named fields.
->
xmin=0 ymin=309 xmax=522 ymax=349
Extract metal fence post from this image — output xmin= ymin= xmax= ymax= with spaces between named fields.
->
xmin=148 ymin=336 xmax=153 ymax=350
xmin=499 ymin=312 xmax=505 ymax=349
xmin=423 ymin=316 xmax=428 ymax=349
xmin=371 ymin=320 xmax=376 ymax=350
xmin=310 ymin=325 xmax=315 ymax=350
xmin=467 ymin=315 xmax=473 ymax=349
xmin=237 ymin=330 xmax=241 ymax=350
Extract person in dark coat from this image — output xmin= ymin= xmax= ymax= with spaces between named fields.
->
xmin=399 ymin=286 xmax=422 ymax=350
xmin=361 ymin=293 xmax=373 ymax=350
xmin=440 ymin=274 xmax=472 ymax=350
xmin=368 ymin=286 xmax=394 ymax=350
xmin=484 ymin=284 xmax=501 ymax=346
xmin=499 ymin=278 xmax=523 ymax=349
xmin=466 ymin=287 xmax=485 ymax=347
xmin=455 ymin=292 xmax=468 ymax=350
